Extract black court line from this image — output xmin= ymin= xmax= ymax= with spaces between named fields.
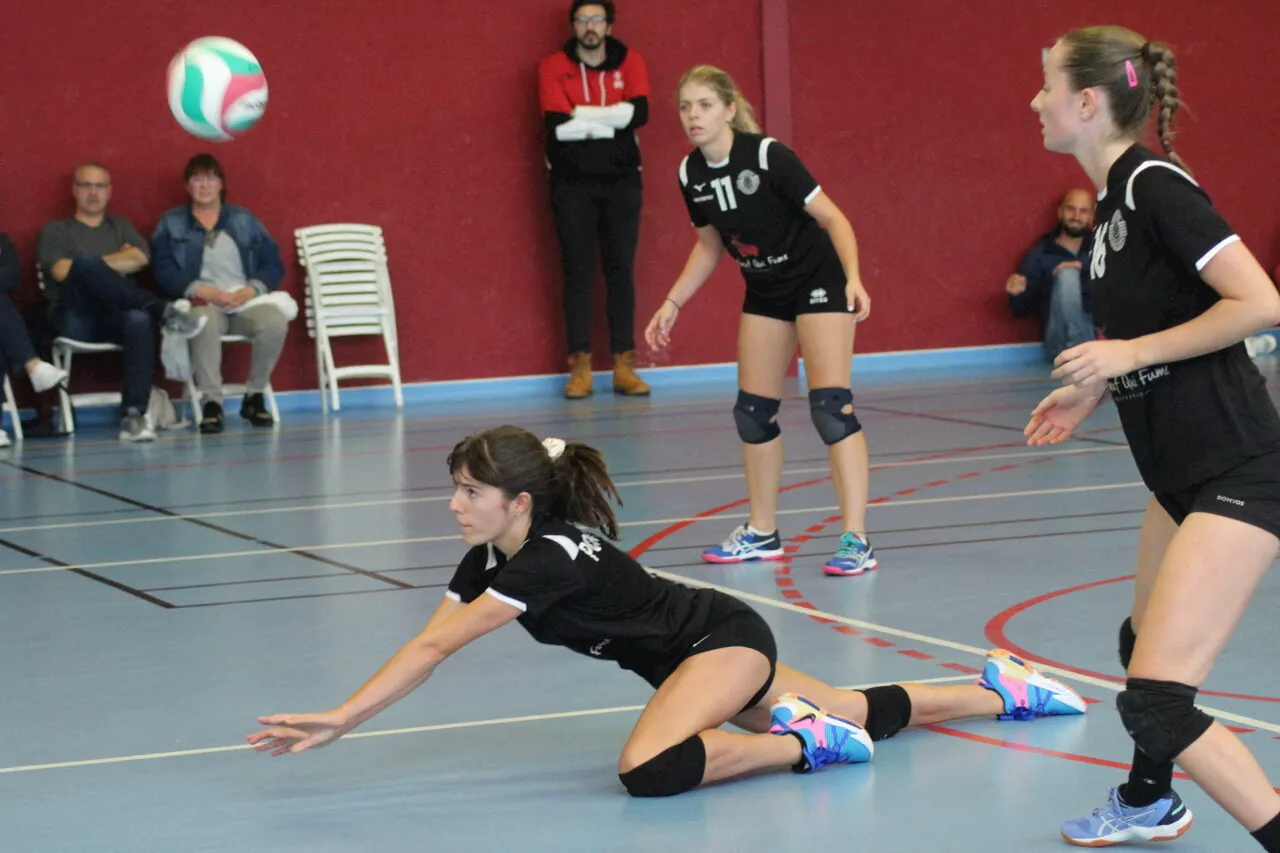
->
xmin=174 ymin=582 xmax=448 ymax=609
xmin=143 ymin=563 xmax=451 ymax=593
xmin=0 ymin=536 xmax=175 ymax=608
xmin=0 ymin=437 xmax=1098 ymax=527
xmin=855 ymin=403 xmax=1129 ymax=447
xmin=2 ymin=462 xmax=415 ymax=591
xmin=634 ymin=508 xmax=1148 ymax=557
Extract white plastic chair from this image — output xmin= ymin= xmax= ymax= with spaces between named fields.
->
xmin=294 ymin=224 xmax=403 ymax=412
xmin=2 ymin=374 xmax=22 ymax=440
xmin=184 ymin=333 xmax=281 ymax=427
xmin=39 ymin=267 xmax=123 ymax=434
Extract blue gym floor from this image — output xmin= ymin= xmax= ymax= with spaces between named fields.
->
xmin=3 ymin=360 xmax=1279 ymax=852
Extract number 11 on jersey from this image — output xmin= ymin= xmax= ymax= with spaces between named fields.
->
xmin=712 ymin=176 xmax=738 ymax=211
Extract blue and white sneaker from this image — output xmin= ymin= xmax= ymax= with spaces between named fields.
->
xmin=822 ymin=532 xmax=878 ymax=576
xmin=701 ymin=525 xmax=785 ymax=563
xmin=976 ymin=648 xmax=1087 ymax=720
xmin=1061 ymin=787 xmax=1192 ymax=846
xmin=769 ymin=693 xmax=873 ymax=773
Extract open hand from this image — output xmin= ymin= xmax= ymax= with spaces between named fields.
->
xmin=247 ymin=709 xmax=353 ymax=757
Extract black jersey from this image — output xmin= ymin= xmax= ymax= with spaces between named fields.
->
xmin=446 ymin=519 xmax=724 ymax=678
xmin=1090 ymin=145 xmax=1280 ymax=492
xmin=679 ymin=132 xmax=844 ymax=296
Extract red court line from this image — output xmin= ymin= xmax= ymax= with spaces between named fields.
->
xmin=926 ymin=726 xmax=1280 ymax=792
xmin=984 ymin=576 xmax=1280 ymax=704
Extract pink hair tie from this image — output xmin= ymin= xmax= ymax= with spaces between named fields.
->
xmin=1125 ymin=59 xmax=1139 ymax=88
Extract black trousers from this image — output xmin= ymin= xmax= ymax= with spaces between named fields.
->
xmin=549 ymin=179 xmax=642 ymax=355
xmin=0 ymin=294 xmax=38 ymax=379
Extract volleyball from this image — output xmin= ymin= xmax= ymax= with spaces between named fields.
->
xmin=167 ymin=37 xmax=268 ymax=141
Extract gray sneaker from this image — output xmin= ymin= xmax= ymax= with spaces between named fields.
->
xmin=162 ymin=299 xmax=208 ymax=339
xmin=119 ymin=408 xmax=156 ymax=442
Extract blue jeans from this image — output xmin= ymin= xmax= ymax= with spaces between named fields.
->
xmin=1043 ymin=266 xmax=1095 ymax=360
xmin=55 ymin=256 xmax=161 ymax=413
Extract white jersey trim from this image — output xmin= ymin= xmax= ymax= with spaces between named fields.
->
xmin=759 ymin=137 xmax=776 ymax=170
xmin=804 ymin=186 xmax=822 ymax=205
xmin=679 ymin=155 xmax=689 ymax=187
xmin=544 ymin=534 xmax=580 ymax=560
xmin=1196 ymin=234 xmax=1241 ymax=271
xmin=444 ymin=590 xmax=461 ymax=602
xmin=1125 ymin=161 xmax=1199 ymax=211
xmin=484 ymin=587 xmax=527 ymax=612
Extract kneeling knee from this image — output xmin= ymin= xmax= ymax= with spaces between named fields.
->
xmin=808 ymin=387 xmax=861 ymax=445
xmin=1117 ymin=678 xmax=1213 ymax=764
xmin=618 ymin=735 xmax=706 ymax=798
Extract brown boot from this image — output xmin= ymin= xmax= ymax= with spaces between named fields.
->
xmin=612 ymin=350 xmax=650 ymax=396
xmin=564 ymin=352 xmax=594 ymax=399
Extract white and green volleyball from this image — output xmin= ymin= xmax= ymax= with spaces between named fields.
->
xmin=167 ymin=37 xmax=268 ymax=141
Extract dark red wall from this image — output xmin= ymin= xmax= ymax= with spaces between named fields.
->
xmin=3 ymin=1 xmax=1277 ymax=393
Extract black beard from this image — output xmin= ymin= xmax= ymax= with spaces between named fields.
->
xmin=577 ymin=34 xmax=602 ymax=51
xmin=1061 ymin=223 xmax=1089 ymax=239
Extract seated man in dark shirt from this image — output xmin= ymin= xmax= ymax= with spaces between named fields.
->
xmin=1005 ymin=188 xmax=1096 ymax=360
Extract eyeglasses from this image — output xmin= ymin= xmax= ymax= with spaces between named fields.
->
xmin=74 ymin=181 xmax=109 ymax=190
xmin=574 ymin=14 xmax=607 ymax=25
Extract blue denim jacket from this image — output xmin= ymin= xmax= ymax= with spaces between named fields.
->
xmin=151 ymin=203 xmax=284 ymax=299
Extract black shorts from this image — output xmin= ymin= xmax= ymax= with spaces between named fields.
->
xmin=743 ymin=281 xmax=853 ymax=323
xmin=1154 ymin=449 xmax=1280 ymax=539
xmin=639 ymin=596 xmax=778 ymax=713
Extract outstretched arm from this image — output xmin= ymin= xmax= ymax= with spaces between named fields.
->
xmin=248 ymin=594 xmax=520 ymax=756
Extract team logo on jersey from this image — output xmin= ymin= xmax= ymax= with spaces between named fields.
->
xmin=579 ymin=533 xmax=602 ymax=561
xmin=692 ymin=183 xmax=707 ymax=191
xmin=613 ymin=71 xmax=624 ymax=89
xmin=589 ymin=638 xmax=612 ymax=656
xmin=728 ymin=234 xmax=760 ymax=257
xmin=809 ymin=288 xmax=829 ymax=305
xmin=1107 ymin=210 xmax=1128 ymax=252
xmin=736 ymin=169 xmax=761 ymax=195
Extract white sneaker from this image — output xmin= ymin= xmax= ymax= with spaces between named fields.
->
xmin=27 ymin=360 xmax=67 ymax=394
xmin=0 ymin=428 xmax=11 ymax=448
xmin=119 ymin=408 xmax=156 ymax=442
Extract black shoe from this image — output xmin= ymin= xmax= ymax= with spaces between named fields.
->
xmin=240 ymin=393 xmax=274 ymax=427
xmin=200 ymin=400 xmax=224 ymax=434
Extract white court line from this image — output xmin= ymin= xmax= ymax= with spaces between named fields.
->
xmin=648 ymin=568 xmax=1280 ymax=736
xmin=0 ymin=446 xmax=1129 ymax=535
xmin=0 ymin=676 xmax=974 ymax=776
xmin=0 ymin=482 xmax=1145 ymax=577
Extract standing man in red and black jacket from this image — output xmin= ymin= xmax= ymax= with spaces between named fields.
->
xmin=539 ymin=0 xmax=651 ymax=399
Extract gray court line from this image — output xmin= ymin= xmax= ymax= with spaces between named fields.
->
xmin=0 ymin=446 xmax=1130 ymax=535
xmin=0 ymin=482 xmax=1146 ymax=577
xmin=647 ymin=569 xmax=1280 ymax=736
xmin=0 ymin=676 xmax=974 ymax=776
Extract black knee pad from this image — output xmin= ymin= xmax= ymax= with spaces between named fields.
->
xmin=859 ymin=684 xmax=912 ymax=741
xmin=808 ymin=387 xmax=861 ymax=445
xmin=1119 ymin=617 xmax=1136 ymax=670
xmin=1117 ymin=678 xmax=1214 ymax=764
xmin=618 ymin=735 xmax=707 ymax=797
xmin=733 ymin=391 xmax=781 ymax=445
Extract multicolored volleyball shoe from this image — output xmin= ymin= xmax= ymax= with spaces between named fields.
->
xmin=821 ymin=532 xmax=878 ymax=576
xmin=768 ymin=693 xmax=874 ymax=773
xmin=701 ymin=525 xmax=785 ymax=563
xmin=976 ymin=648 xmax=1087 ymax=720
xmin=1061 ymin=787 xmax=1192 ymax=847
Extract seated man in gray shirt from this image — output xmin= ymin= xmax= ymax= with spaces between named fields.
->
xmin=152 ymin=154 xmax=288 ymax=433
xmin=37 ymin=162 xmax=205 ymax=442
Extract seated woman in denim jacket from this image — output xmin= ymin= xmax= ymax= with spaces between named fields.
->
xmin=152 ymin=154 xmax=287 ymax=432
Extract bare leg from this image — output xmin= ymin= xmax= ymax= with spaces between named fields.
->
xmin=736 ymin=314 xmax=796 ymax=533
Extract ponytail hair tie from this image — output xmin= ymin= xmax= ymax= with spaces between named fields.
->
xmin=542 ymin=437 xmax=566 ymax=460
